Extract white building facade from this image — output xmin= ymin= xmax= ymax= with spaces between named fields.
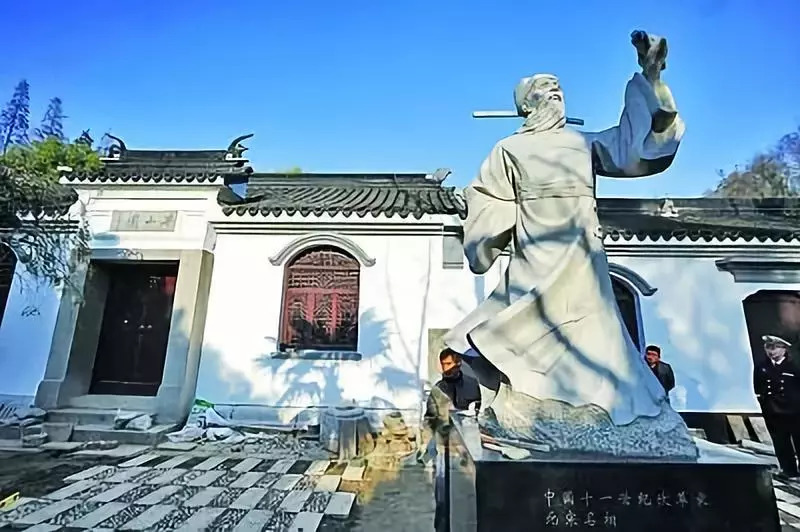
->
xmin=1 ymin=137 xmax=799 ymax=433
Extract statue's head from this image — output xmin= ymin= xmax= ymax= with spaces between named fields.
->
xmin=513 ymin=74 xmax=566 ymax=133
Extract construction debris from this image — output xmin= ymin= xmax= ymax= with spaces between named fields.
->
xmin=21 ymin=433 xmax=47 ymax=448
xmin=0 ymin=407 xmax=46 ymax=427
xmin=113 ymin=411 xmax=153 ymax=431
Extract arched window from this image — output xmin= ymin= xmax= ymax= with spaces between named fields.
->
xmin=612 ymin=277 xmax=642 ymax=351
xmin=279 ymin=246 xmax=360 ymax=351
xmin=0 ymin=245 xmax=16 ymax=326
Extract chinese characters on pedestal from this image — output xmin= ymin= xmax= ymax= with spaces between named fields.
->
xmin=543 ymin=487 xmax=710 ymax=528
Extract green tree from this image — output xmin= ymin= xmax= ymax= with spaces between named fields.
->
xmin=279 ymin=166 xmax=303 ymax=175
xmin=0 ymin=81 xmax=101 ymax=292
xmin=709 ymin=127 xmax=800 ymax=198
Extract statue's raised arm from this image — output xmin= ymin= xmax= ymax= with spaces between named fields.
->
xmin=585 ymin=30 xmax=685 ymax=178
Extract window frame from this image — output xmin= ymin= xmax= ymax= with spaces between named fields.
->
xmin=610 ymin=274 xmax=646 ymax=353
xmin=277 ymin=245 xmax=361 ymax=353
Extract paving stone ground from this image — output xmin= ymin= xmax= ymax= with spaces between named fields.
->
xmin=0 ymin=450 xmax=364 ymax=531
xmin=4 ymin=446 xmax=792 ymax=530
xmin=775 ymin=477 xmax=800 ymax=531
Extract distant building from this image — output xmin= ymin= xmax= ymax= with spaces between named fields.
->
xmin=1 ymin=136 xmax=799 ymax=438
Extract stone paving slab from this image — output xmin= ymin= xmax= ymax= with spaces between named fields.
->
xmin=72 ymin=444 xmax=150 ymax=459
xmin=63 ymin=465 xmax=113 ymax=483
xmin=326 ymin=491 xmax=356 ymax=517
xmin=0 ymin=449 xmax=368 ymax=531
xmin=7 ymin=448 xmax=800 ymax=531
xmin=118 ymin=452 xmax=161 ymax=468
xmin=156 ymin=441 xmax=198 ymax=452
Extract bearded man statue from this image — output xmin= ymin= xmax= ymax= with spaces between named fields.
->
xmin=444 ymin=31 xmax=697 ymax=458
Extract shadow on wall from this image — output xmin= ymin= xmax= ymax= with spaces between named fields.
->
xmin=197 ymin=308 xmax=424 ymax=426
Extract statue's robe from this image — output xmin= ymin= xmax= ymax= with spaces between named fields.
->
xmin=444 ymin=73 xmax=684 ymax=426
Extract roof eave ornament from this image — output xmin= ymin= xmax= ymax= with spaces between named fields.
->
xmin=427 ymin=168 xmax=451 ymax=183
xmin=226 ymin=133 xmax=254 ymax=161
xmin=76 ymin=130 xmax=93 ymax=147
xmin=101 ymin=134 xmax=127 ymax=161
xmin=658 ymin=198 xmax=679 ymax=218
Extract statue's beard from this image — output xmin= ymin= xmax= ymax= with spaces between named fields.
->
xmin=517 ymin=96 xmax=566 ymax=134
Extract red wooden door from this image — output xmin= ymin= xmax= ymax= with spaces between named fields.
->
xmin=90 ymin=262 xmax=179 ymax=396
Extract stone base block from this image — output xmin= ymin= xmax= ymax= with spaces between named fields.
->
xmin=447 ymin=415 xmax=780 ymax=532
xmin=42 ymin=422 xmax=74 ymax=442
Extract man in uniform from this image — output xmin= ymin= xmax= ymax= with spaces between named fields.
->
xmin=754 ymin=335 xmax=800 ymax=479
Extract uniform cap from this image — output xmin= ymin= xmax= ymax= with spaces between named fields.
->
xmin=762 ymin=335 xmax=791 ymax=347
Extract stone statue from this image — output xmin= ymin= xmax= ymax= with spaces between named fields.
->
xmin=444 ymin=31 xmax=697 ymax=458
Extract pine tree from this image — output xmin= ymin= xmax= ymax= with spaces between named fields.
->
xmin=0 ymin=80 xmax=31 ymax=153
xmin=33 ymin=97 xmax=66 ymax=141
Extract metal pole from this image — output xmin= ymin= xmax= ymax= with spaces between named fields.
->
xmin=472 ymin=110 xmax=584 ymax=126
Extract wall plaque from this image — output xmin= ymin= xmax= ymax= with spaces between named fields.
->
xmin=110 ymin=211 xmax=178 ymax=232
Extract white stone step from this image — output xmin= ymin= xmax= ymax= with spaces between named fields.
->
xmin=71 ymin=423 xmax=176 ymax=445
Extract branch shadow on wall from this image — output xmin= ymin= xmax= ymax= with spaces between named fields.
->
xmin=198 ymin=307 xmax=423 ymax=428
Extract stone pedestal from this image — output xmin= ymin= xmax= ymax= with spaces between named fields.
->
xmin=446 ymin=414 xmax=780 ymax=532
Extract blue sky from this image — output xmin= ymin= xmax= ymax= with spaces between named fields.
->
xmin=2 ymin=0 xmax=798 ymax=197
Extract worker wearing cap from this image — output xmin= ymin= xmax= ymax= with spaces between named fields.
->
xmin=754 ymin=335 xmax=800 ymax=479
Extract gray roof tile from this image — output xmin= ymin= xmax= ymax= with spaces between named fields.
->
xmin=223 ymin=173 xmax=463 ymax=219
xmin=222 ymin=178 xmax=800 ymax=242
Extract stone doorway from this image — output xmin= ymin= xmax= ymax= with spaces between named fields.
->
xmin=742 ymin=290 xmax=800 ymax=364
xmin=35 ymin=249 xmax=215 ymax=424
xmin=89 ymin=261 xmax=179 ymax=396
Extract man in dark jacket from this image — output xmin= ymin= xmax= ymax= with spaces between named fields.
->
xmin=421 ymin=348 xmax=482 ymax=532
xmin=645 ymin=344 xmax=675 ymax=399
xmin=754 ymin=335 xmax=800 ymax=479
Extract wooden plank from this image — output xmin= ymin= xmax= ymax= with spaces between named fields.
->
xmin=727 ymin=415 xmax=749 ymax=443
xmin=749 ymin=416 xmax=774 ymax=446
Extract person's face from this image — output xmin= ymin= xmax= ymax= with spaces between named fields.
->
xmin=441 ymin=355 xmax=460 ymax=375
xmin=645 ymin=350 xmax=660 ymax=366
xmin=765 ymin=343 xmax=787 ymax=362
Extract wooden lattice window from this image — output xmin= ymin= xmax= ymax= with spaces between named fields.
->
xmin=0 ymin=245 xmax=17 ymax=326
xmin=279 ymin=246 xmax=360 ymax=351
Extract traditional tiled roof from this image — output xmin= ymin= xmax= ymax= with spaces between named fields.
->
xmin=221 ymin=174 xmax=800 ymax=242
xmin=62 ymin=134 xmax=253 ymax=185
xmin=221 ymin=172 xmax=463 ymax=219
xmin=598 ymin=198 xmax=800 ymax=243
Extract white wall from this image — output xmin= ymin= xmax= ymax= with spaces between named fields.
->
xmin=5 ymin=183 xmax=796 ymax=420
xmin=611 ymin=252 xmax=800 ymax=414
xmin=0 ymin=263 xmax=61 ymax=397
xmin=198 ymin=222 xmax=461 ymax=422
xmin=199 ymin=212 xmax=800 ymax=420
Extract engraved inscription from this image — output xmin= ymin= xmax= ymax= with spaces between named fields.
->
xmin=110 ymin=211 xmax=178 ymax=232
xmin=540 ymin=486 xmax=711 ymax=528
